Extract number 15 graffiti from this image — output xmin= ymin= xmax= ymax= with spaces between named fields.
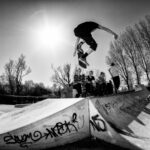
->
xmin=90 ymin=114 xmax=107 ymax=132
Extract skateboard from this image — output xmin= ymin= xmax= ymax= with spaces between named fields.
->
xmin=76 ymin=42 xmax=89 ymax=69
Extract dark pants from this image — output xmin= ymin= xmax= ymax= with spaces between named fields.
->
xmin=74 ymin=30 xmax=97 ymax=51
xmin=96 ymin=83 xmax=107 ymax=96
xmin=81 ymin=34 xmax=97 ymax=50
xmin=106 ymin=82 xmax=113 ymax=95
xmin=73 ymin=83 xmax=82 ymax=97
xmin=86 ymin=83 xmax=94 ymax=95
xmin=112 ymin=76 xmax=120 ymax=93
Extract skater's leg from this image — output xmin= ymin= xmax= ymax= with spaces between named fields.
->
xmin=73 ymin=37 xmax=80 ymax=56
xmin=86 ymin=48 xmax=95 ymax=55
xmin=77 ymin=41 xmax=85 ymax=51
xmin=82 ymin=34 xmax=97 ymax=58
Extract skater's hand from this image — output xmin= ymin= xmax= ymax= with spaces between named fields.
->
xmin=114 ymin=34 xmax=118 ymax=40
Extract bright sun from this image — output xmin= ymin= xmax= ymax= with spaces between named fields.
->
xmin=37 ymin=24 xmax=63 ymax=48
xmin=32 ymin=19 xmax=65 ymax=50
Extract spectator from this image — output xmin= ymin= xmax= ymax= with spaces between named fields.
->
xmin=73 ymin=68 xmax=82 ymax=97
xmin=109 ymin=63 xmax=120 ymax=94
xmin=86 ymin=70 xmax=95 ymax=96
xmin=96 ymin=72 xmax=107 ymax=96
xmin=106 ymin=80 xmax=113 ymax=95
xmin=81 ymin=74 xmax=87 ymax=97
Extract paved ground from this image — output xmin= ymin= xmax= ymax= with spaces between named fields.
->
xmin=0 ymin=105 xmax=16 ymax=115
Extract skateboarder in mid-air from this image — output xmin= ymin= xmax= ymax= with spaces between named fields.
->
xmin=73 ymin=21 xmax=118 ymax=64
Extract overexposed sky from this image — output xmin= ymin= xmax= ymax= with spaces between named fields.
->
xmin=0 ymin=0 xmax=150 ymax=86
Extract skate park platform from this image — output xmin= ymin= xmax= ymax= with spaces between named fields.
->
xmin=0 ymin=87 xmax=150 ymax=150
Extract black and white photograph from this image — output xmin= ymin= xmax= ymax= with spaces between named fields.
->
xmin=0 ymin=0 xmax=150 ymax=149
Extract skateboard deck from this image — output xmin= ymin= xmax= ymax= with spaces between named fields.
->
xmin=79 ymin=58 xmax=87 ymax=69
xmin=76 ymin=43 xmax=89 ymax=69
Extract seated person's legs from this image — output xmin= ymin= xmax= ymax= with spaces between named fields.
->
xmin=73 ymin=83 xmax=82 ymax=97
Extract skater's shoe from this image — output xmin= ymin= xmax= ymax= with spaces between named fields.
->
xmin=82 ymin=52 xmax=88 ymax=59
xmin=77 ymin=42 xmax=84 ymax=53
xmin=77 ymin=41 xmax=84 ymax=49
xmin=79 ymin=56 xmax=89 ymax=66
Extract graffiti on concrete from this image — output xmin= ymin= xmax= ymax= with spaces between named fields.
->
xmin=90 ymin=114 xmax=107 ymax=132
xmin=4 ymin=113 xmax=84 ymax=148
xmin=95 ymin=99 xmax=122 ymax=115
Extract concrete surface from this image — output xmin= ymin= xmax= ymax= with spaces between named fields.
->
xmin=0 ymin=87 xmax=149 ymax=149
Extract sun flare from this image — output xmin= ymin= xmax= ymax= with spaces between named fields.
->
xmin=31 ymin=16 xmax=65 ymax=50
xmin=35 ymin=23 xmax=64 ymax=49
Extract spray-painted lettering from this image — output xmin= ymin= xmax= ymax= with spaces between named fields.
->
xmin=90 ymin=114 xmax=107 ymax=132
xmin=4 ymin=113 xmax=82 ymax=148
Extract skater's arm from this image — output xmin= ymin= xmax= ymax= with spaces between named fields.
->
xmin=73 ymin=37 xmax=80 ymax=57
xmin=99 ymin=25 xmax=118 ymax=39
xmin=108 ymin=68 xmax=113 ymax=79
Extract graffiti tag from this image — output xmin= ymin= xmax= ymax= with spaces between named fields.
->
xmin=4 ymin=113 xmax=82 ymax=148
xmin=90 ymin=114 xmax=107 ymax=132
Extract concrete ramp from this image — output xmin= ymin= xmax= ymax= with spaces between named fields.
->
xmin=0 ymin=87 xmax=150 ymax=149
xmin=89 ymin=100 xmax=141 ymax=150
xmin=0 ymin=98 xmax=90 ymax=150
xmin=91 ymin=87 xmax=150 ymax=150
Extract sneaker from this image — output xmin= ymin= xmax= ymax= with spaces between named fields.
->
xmin=82 ymin=52 xmax=88 ymax=59
xmin=77 ymin=42 xmax=84 ymax=53
xmin=77 ymin=41 xmax=84 ymax=50
xmin=79 ymin=57 xmax=89 ymax=66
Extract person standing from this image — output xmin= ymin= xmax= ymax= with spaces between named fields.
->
xmin=86 ymin=70 xmax=95 ymax=96
xmin=73 ymin=68 xmax=82 ymax=97
xmin=96 ymin=72 xmax=107 ymax=96
xmin=109 ymin=63 xmax=120 ymax=94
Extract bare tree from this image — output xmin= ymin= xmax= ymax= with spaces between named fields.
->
xmin=15 ymin=55 xmax=31 ymax=94
xmin=4 ymin=59 xmax=16 ymax=94
xmin=134 ymin=22 xmax=150 ymax=82
xmin=107 ymin=15 xmax=150 ymax=87
xmin=4 ymin=54 xmax=31 ymax=95
xmin=145 ymin=15 xmax=150 ymax=26
xmin=106 ymin=41 xmax=133 ymax=90
xmin=120 ymin=27 xmax=142 ymax=85
xmin=139 ymin=18 xmax=150 ymax=49
xmin=23 ymin=80 xmax=34 ymax=95
xmin=0 ymin=74 xmax=7 ymax=94
xmin=51 ymin=63 xmax=72 ymax=88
